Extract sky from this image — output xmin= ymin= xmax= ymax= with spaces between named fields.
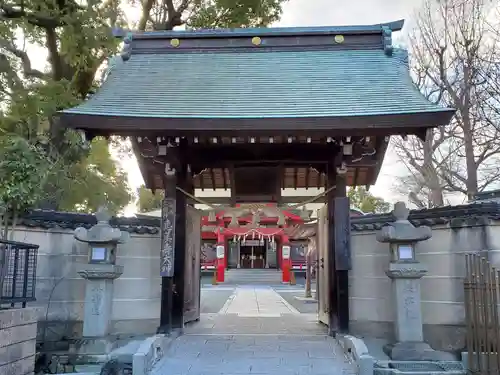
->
xmin=119 ymin=0 xmax=428 ymax=215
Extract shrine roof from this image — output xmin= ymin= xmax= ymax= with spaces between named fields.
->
xmin=59 ymin=20 xmax=454 ymax=136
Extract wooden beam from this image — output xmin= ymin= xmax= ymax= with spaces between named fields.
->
xmin=184 ymin=195 xmax=328 ymax=205
xmin=366 ymin=136 xmax=388 ymax=190
xmin=353 ymin=168 xmax=360 ymax=187
xmin=184 ymin=143 xmax=377 ymax=167
xmin=131 ymin=138 xmax=157 ymax=190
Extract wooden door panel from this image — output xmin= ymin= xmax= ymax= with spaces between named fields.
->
xmin=184 ymin=206 xmax=201 ymax=323
xmin=317 ymin=205 xmax=329 ymax=325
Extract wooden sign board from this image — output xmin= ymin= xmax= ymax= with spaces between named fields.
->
xmin=334 ymin=197 xmax=352 ymax=270
xmin=160 ymin=198 xmax=176 ymax=277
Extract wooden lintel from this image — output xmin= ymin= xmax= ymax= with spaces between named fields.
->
xmin=185 ymin=143 xmax=347 ymax=166
xmin=186 ymin=195 xmax=328 ymax=205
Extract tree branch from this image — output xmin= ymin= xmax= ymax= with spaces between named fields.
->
xmin=0 ymin=38 xmax=49 ymax=80
xmin=0 ymin=4 xmax=64 ymax=29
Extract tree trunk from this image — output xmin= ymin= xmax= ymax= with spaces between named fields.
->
xmin=463 ymin=114 xmax=478 ymax=200
xmin=423 ymin=131 xmax=444 ymax=207
xmin=0 ymin=212 xmax=10 ymax=301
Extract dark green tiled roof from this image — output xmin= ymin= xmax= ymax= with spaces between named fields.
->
xmin=60 ymin=22 xmax=454 ymax=134
xmin=63 ymin=49 xmax=450 ymax=120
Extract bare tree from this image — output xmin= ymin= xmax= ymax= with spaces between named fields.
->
xmin=393 ymin=0 xmax=500 ymax=205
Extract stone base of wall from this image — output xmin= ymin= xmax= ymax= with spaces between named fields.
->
xmin=38 ymin=318 xmax=159 ymax=344
xmin=350 ymin=320 xmax=466 ymax=353
xmin=0 ymin=308 xmax=38 ymax=375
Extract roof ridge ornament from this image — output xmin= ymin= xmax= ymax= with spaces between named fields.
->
xmin=121 ymin=32 xmax=133 ymax=61
xmin=382 ymin=26 xmax=393 ymax=56
xmin=103 ymin=55 xmax=121 ymax=81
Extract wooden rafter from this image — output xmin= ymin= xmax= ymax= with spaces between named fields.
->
xmin=209 ymin=168 xmax=216 ymax=190
xmin=222 ymin=168 xmax=228 ymax=190
xmin=199 ymin=171 xmax=205 ymax=191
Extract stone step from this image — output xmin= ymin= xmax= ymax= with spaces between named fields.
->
xmin=222 ymin=269 xmax=296 ymax=285
xmin=75 ymin=364 xmax=102 ymax=373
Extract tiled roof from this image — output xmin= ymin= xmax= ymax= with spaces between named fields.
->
xmin=62 ymin=49 xmax=452 ymax=123
xmin=60 ymin=21 xmax=454 ymax=131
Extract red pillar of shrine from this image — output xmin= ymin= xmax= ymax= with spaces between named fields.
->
xmin=216 ymin=230 xmax=225 ymax=283
xmin=281 ymin=235 xmax=291 ymax=283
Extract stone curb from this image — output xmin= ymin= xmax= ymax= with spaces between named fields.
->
xmin=337 ymin=334 xmax=374 ymax=375
xmin=132 ymin=332 xmax=179 ymax=375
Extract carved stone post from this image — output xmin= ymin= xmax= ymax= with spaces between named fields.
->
xmin=74 ymin=207 xmax=129 ymax=353
xmin=376 ymin=202 xmax=452 ymax=361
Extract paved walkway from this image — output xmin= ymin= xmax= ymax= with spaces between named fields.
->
xmin=220 ymin=286 xmax=300 ymax=317
xmin=151 ymin=286 xmax=357 ymax=375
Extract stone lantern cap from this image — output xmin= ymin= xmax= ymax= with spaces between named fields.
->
xmin=74 ymin=206 xmax=130 ymax=244
xmin=376 ymin=202 xmax=432 ymax=244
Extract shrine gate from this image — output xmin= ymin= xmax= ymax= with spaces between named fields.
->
xmin=57 ymin=19 xmax=454 ymax=335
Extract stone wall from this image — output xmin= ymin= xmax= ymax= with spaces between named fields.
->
xmin=8 ymin=212 xmax=162 ymax=343
xmin=0 ymin=308 xmax=38 ymax=375
xmin=348 ymin=202 xmax=500 ymax=352
xmin=9 ymin=202 xmax=500 ymax=352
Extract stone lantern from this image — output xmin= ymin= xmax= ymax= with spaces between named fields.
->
xmin=74 ymin=207 xmax=129 ymax=348
xmin=376 ymin=202 xmax=451 ymax=361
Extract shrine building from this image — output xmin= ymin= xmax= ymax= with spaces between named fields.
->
xmin=139 ymin=204 xmax=365 ymax=274
xmin=57 ymin=20 xmax=454 ymax=334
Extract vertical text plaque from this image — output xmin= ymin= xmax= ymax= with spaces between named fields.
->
xmin=160 ymin=198 xmax=176 ymax=277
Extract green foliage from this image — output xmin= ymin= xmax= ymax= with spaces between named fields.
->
xmin=348 ymin=187 xmax=391 ymax=214
xmin=0 ymin=135 xmax=49 ymax=215
xmin=1 ymin=0 xmax=288 ymax=221
xmin=56 ymin=137 xmax=133 ymax=215
xmin=188 ymin=0 xmax=287 ymax=28
xmin=137 ymin=185 xmax=164 ymax=213
xmin=0 ymin=0 xmax=131 ymax=215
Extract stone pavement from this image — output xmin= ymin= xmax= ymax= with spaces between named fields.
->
xmin=220 ymin=285 xmax=300 ymax=317
xmin=150 ymin=286 xmax=357 ymax=375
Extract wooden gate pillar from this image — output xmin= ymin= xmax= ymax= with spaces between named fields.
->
xmin=158 ymin=172 xmax=176 ymax=334
xmin=158 ymin=151 xmax=188 ymax=333
xmin=327 ymin=163 xmax=351 ymax=335
xmin=172 ymin=162 xmax=188 ymax=329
